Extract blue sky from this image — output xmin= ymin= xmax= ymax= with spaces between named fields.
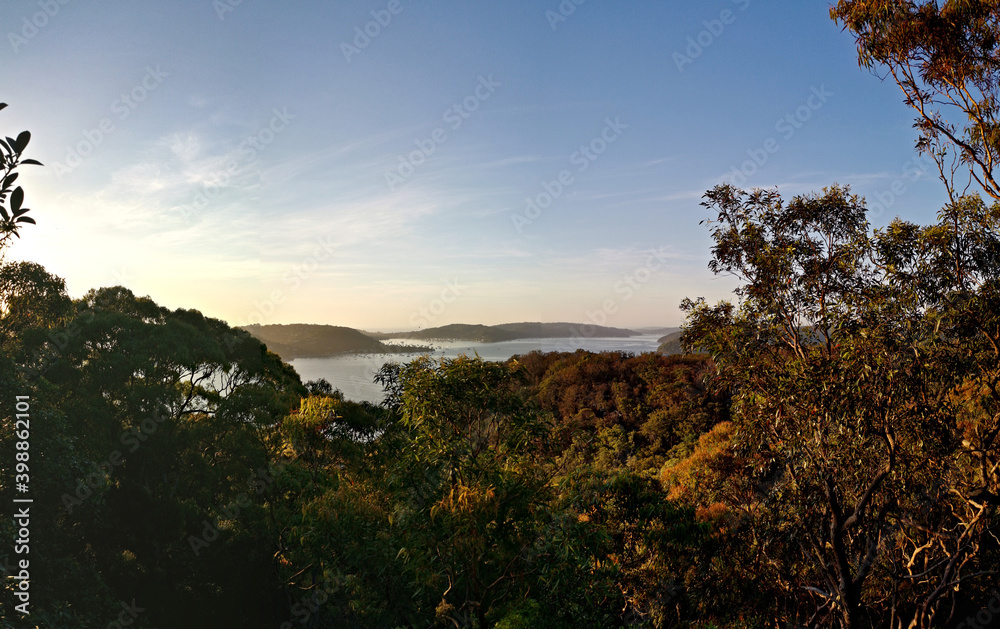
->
xmin=0 ymin=1 xmax=950 ymax=330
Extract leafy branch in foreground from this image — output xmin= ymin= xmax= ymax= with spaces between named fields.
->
xmin=0 ymin=102 xmax=42 ymax=256
xmin=833 ymin=1 xmax=1000 ymax=203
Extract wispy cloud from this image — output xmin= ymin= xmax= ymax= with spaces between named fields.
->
xmin=476 ymin=155 xmax=542 ymax=169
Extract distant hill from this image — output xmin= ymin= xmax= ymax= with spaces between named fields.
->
xmin=242 ymin=324 xmax=430 ymax=359
xmin=657 ymin=331 xmax=678 ymax=344
xmin=637 ymin=326 xmax=681 ymax=336
xmin=371 ymin=322 xmax=640 ymax=343
xmin=656 ymin=330 xmax=707 ymax=356
xmin=494 ymin=322 xmax=637 ymax=339
xmin=407 ymin=324 xmax=512 ymax=343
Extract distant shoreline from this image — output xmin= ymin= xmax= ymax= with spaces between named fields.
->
xmin=243 ymin=322 xmax=679 ymax=362
xmin=277 ymin=343 xmax=434 ymax=360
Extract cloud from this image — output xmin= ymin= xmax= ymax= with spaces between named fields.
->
xmin=259 ymin=132 xmax=405 ymax=188
xmin=165 ymin=132 xmax=201 ymax=163
xmin=476 ymin=155 xmax=542 ymax=169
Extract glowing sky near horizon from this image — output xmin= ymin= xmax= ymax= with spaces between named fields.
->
xmin=0 ymin=1 xmax=951 ymax=331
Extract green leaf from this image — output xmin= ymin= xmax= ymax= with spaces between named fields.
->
xmin=0 ymin=206 xmax=9 ymax=221
xmin=19 ymin=158 xmax=42 ymax=166
xmin=2 ymin=172 xmax=18 ymax=189
xmin=10 ymin=186 xmax=23 ymax=212
xmin=0 ymin=103 xmax=7 ymax=111
xmin=15 ymin=130 xmax=30 ymax=153
xmin=16 ymin=216 xmax=35 ymax=224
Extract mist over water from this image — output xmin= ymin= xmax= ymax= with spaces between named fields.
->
xmin=289 ymin=335 xmax=664 ymax=403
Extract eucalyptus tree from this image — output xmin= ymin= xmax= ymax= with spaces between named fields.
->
xmin=683 ymin=184 xmax=998 ymax=628
xmin=832 ymin=0 xmax=1000 ymax=204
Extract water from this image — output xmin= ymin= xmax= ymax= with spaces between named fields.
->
xmin=288 ymin=335 xmax=664 ymax=403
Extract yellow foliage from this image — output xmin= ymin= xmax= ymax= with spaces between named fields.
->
xmin=695 ymin=502 xmax=729 ymax=523
xmin=431 ymin=483 xmax=497 ymax=519
xmin=661 ymin=421 xmax=736 ymax=504
xmin=296 ymin=396 xmax=339 ymax=427
xmin=948 ymin=378 xmax=996 ymax=442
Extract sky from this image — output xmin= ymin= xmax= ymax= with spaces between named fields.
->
xmin=0 ymin=1 xmax=953 ymax=331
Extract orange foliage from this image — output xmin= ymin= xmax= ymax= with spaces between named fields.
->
xmin=661 ymin=421 xmax=737 ymax=504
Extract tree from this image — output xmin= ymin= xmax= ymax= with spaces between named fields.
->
xmin=2 ymin=285 xmax=306 ymax=628
xmin=272 ymin=392 xmax=409 ymax=628
xmin=0 ymin=261 xmax=72 ymax=349
xmin=521 ymin=350 xmax=724 ymax=478
xmin=386 ymin=356 xmax=551 ymax=628
xmin=682 ymin=184 xmax=998 ymax=628
xmin=832 ymin=0 xmax=1000 ymax=203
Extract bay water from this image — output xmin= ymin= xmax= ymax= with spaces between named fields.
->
xmin=288 ymin=334 xmax=664 ymax=403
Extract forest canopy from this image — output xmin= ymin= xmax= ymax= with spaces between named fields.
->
xmin=2 ymin=2 xmax=1000 ymax=628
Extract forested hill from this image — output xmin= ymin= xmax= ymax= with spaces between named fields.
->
xmin=370 ymin=321 xmax=639 ymax=343
xmin=242 ymin=324 xmax=430 ymax=359
xmin=657 ymin=330 xmax=684 ymax=355
xmin=243 ymin=322 xmax=642 ymax=358
xmin=494 ymin=322 xmax=637 ymax=339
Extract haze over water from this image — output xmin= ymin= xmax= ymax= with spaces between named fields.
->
xmin=289 ymin=334 xmax=664 ymax=403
